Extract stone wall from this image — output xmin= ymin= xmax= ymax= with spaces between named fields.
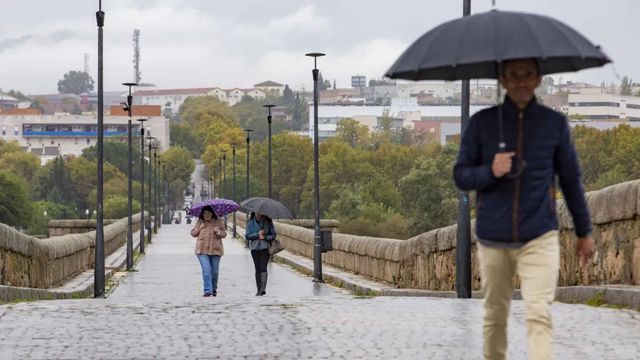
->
xmin=0 ymin=213 xmax=144 ymax=289
xmin=261 ymin=181 xmax=640 ymax=290
xmin=48 ymin=219 xmax=116 ymax=237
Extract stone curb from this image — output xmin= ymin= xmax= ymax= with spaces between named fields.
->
xmin=0 ymin=229 xmax=146 ymax=303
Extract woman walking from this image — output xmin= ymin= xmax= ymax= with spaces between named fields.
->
xmin=190 ymin=205 xmax=226 ymax=297
xmin=245 ymin=212 xmax=276 ymax=296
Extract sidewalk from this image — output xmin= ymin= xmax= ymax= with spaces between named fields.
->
xmin=107 ymin=217 xmax=342 ymax=303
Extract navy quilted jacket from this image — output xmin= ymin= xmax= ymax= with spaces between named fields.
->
xmin=453 ymin=97 xmax=591 ymax=244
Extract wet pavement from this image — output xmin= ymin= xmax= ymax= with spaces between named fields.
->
xmin=1 ymin=189 xmax=639 ymax=359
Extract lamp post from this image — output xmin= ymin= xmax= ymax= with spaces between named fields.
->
xmin=153 ymin=151 xmax=159 ymax=232
xmin=147 ymin=136 xmax=156 ymax=239
xmin=94 ymin=0 xmax=106 ymax=298
xmin=218 ymin=158 xmax=223 ymax=198
xmin=222 ymin=151 xmax=227 ymax=227
xmin=162 ymin=163 xmax=168 ymax=224
xmin=263 ymin=105 xmax=275 ymax=199
xmin=137 ymin=118 xmax=148 ymax=254
xmin=231 ymin=143 xmax=237 ymax=238
xmin=456 ymin=0 xmax=472 ymax=299
xmin=306 ymin=52 xmax=325 ymax=282
xmin=122 ymin=81 xmax=138 ymax=270
xmin=244 ymin=129 xmax=253 ymax=200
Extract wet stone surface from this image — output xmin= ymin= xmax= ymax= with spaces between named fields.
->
xmin=0 ymin=220 xmax=638 ymax=359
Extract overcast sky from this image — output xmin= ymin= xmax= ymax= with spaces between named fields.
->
xmin=1 ymin=0 xmax=638 ymax=94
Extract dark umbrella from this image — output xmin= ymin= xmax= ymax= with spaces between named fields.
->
xmin=188 ymin=198 xmax=239 ymax=218
xmin=386 ymin=9 xmax=611 ymax=81
xmin=240 ymin=197 xmax=292 ymax=220
xmin=386 ymin=9 xmax=610 ymax=156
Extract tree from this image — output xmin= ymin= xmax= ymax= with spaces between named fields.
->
xmin=282 ymin=85 xmax=295 ymax=106
xmin=0 ymin=151 xmax=40 ymax=185
xmin=170 ymin=122 xmax=201 ymax=157
xmin=335 ymin=118 xmax=370 ymax=148
xmin=317 ymin=71 xmax=329 ymax=91
xmin=0 ymin=171 xmax=33 ymax=228
xmin=620 ymin=76 xmax=633 ymax=96
xmin=57 ymin=70 xmax=95 ymax=95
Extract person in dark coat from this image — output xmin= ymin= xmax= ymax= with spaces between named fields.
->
xmin=244 ymin=212 xmax=276 ymax=296
xmin=453 ymin=59 xmax=594 ymax=360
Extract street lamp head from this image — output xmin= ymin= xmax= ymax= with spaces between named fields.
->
xmin=263 ymin=104 xmax=276 ymax=109
xmin=137 ymin=118 xmax=148 ymax=123
xmin=120 ymin=102 xmax=130 ymax=112
xmin=306 ymin=52 xmax=326 ymax=69
xmin=122 ymin=82 xmax=138 ymax=87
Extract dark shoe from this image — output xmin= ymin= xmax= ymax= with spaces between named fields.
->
xmin=211 ymin=292 xmax=217 ymax=297
xmin=203 ymin=293 xmax=211 ymax=297
xmin=259 ymin=272 xmax=268 ymax=296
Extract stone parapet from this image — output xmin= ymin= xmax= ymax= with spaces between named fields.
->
xmin=251 ymin=181 xmax=640 ymax=291
xmin=0 ymin=213 xmax=145 ymax=289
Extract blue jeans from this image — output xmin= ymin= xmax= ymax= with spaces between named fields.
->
xmin=196 ymin=254 xmax=221 ymax=294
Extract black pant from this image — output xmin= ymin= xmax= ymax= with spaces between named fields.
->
xmin=251 ymin=249 xmax=269 ymax=274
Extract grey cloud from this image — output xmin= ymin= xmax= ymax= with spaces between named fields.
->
xmin=0 ymin=30 xmax=83 ymax=54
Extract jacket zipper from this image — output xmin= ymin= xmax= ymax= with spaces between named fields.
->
xmin=512 ymin=111 xmax=524 ymax=242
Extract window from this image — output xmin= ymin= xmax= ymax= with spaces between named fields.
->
xmin=13 ymin=126 xmax=19 ymax=136
xmin=87 ymin=138 xmax=91 ymax=144
xmin=1 ymin=126 xmax=5 ymax=136
xmin=626 ymin=104 xmax=640 ymax=110
xmin=571 ymin=102 xmax=620 ymax=107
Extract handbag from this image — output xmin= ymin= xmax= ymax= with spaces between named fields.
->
xmin=268 ymin=238 xmax=284 ymax=255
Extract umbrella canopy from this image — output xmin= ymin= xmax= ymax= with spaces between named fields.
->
xmin=386 ymin=10 xmax=611 ymax=81
xmin=187 ymin=198 xmax=239 ymax=218
xmin=240 ymin=197 xmax=293 ymax=220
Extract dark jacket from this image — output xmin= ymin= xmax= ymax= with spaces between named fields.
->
xmin=453 ymin=97 xmax=591 ymax=244
xmin=245 ymin=216 xmax=276 ymax=251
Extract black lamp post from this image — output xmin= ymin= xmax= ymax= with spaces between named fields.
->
xmin=263 ymin=104 xmax=275 ymax=199
xmin=218 ymin=158 xmax=223 ymax=198
xmin=244 ymin=129 xmax=253 ymax=200
xmin=306 ymin=52 xmax=325 ymax=282
xmin=94 ymin=0 xmax=106 ymax=297
xmin=147 ymin=136 xmax=156 ymax=238
xmin=162 ymin=163 xmax=168 ymax=224
xmin=153 ymin=151 xmax=159 ymax=232
xmin=456 ymin=0 xmax=472 ymax=299
xmin=231 ymin=143 xmax=237 ymax=238
xmin=122 ymin=81 xmax=138 ymax=270
xmin=137 ymin=117 xmax=148 ymax=254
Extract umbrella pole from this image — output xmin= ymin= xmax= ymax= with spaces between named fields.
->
xmin=497 ymin=63 xmax=506 ymax=150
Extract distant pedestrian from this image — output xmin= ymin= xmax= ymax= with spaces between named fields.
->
xmin=190 ymin=205 xmax=226 ymax=297
xmin=453 ymin=59 xmax=594 ymax=360
xmin=245 ymin=212 xmax=276 ymax=296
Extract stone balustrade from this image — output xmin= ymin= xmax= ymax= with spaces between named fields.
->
xmin=0 ymin=213 xmax=145 ymax=289
xmin=254 ymin=181 xmax=640 ymax=290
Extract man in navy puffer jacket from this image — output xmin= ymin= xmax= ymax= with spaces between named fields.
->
xmin=454 ymin=59 xmax=594 ymax=360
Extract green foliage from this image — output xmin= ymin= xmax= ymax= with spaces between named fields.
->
xmin=0 ymin=171 xmax=33 ymax=228
xmin=170 ymin=122 xmax=201 ymax=157
xmin=104 ymin=195 xmax=140 ymax=219
xmin=29 ymin=200 xmax=77 ymax=235
xmin=399 ymin=143 xmax=460 ymax=235
xmin=82 ymin=141 xmax=144 ymax=181
xmin=57 ymin=70 xmax=95 ymax=94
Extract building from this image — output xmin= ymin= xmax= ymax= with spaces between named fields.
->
xmin=253 ymin=81 xmax=284 ymax=96
xmin=568 ymin=90 xmax=640 ymax=121
xmin=309 ymin=102 xmax=489 ymax=143
xmin=351 ymin=75 xmax=366 ymax=89
xmin=0 ymin=92 xmax=19 ymax=111
xmin=0 ymin=110 xmax=169 ymax=164
xmin=133 ymin=86 xmax=269 ymax=114
xmin=319 ymin=89 xmax=364 ymax=105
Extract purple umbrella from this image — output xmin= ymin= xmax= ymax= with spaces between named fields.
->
xmin=187 ymin=198 xmax=239 ymax=218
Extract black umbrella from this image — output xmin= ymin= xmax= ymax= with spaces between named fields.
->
xmin=240 ymin=197 xmax=293 ymax=220
xmin=386 ymin=9 xmax=611 ymax=81
xmin=386 ymin=9 xmax=611 ymax=160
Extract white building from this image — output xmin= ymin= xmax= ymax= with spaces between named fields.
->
xmin=309 ymin=102 xmax=489 ymax=143
xmin=134 ymin=86 xmax=268 ymax=114
xmin=568 ymin=91 xmax=640 ymax=121
xmin=0 ymin=114 xmax=170 ymax=164
xmin=253 ymin=81 xmax=284 ymax=96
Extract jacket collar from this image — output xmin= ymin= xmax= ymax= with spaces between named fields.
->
xmin=502 ymin=95 xmax=538 ymax=117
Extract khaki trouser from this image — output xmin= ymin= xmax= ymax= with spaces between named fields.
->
xmin=478 ymin=230 xmax=560 ymax=360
